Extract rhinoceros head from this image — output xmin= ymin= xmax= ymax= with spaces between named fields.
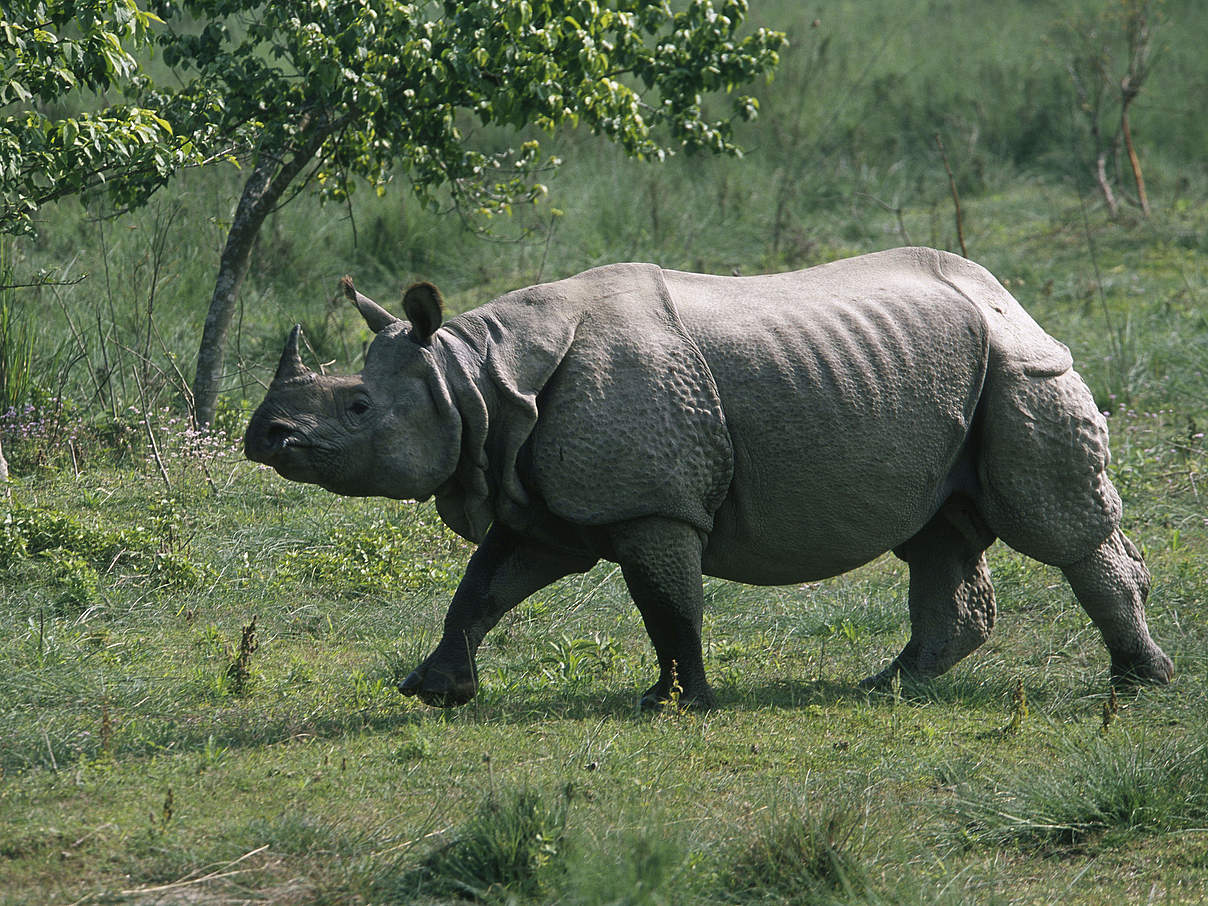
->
xmin=243 ymin=277 xmax=459 ymax=500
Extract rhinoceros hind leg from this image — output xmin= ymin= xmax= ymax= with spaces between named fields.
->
xmin=609 ymin=517 xmax=717 ymax=710
xmin=862 ymin=496 xmax=997 ymax=689
xmin=1061 ymin=528 xmax=1172 ymax=686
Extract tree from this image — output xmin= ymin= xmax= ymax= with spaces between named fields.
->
xmin=0 ymin=0 xmax=195 ymax=235
xmin=2 ymin=1 xmax=198 ymax=485
xmin=149 ymin=0 xmax=785 ymax=426
xmin=1060 ymin=0 xmax=1160 ymax=217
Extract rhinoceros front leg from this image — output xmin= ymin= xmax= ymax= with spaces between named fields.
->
xmin=862 ymin=496 xmax=997 ymax=689
xmin=400 ymin=525 xmax=597 ymax=707
xmin=608 ymin=516 xmax=717 ymax=710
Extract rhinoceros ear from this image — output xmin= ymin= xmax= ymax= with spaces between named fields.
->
xmin=342 ymin=274 xmax=400 ymax=334
xmin=272 ymin=324 xmax=311 ymax=384
xmin=402 ymin=281 xmax=444 ymax=344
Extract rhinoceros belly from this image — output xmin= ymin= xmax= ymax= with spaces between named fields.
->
xmin=667 ymin=262 xmax=989 ymax=585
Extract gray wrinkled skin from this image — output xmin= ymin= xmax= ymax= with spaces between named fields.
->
xmin=245 ymin=248 xmax=1173 ymax=710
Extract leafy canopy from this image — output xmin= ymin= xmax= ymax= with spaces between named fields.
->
xmin=151 ymin=0 xmax=785 ymax=216
xmin=0 ymin=0 xmax=195 ymax=234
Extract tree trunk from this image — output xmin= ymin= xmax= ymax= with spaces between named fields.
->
xmin=192 ymin=127 xmax=332 ymax=427
xmin=1120 ymin=101 xmax=1150 ymax=217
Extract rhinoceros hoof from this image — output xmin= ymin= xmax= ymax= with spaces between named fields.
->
xmin=1110 ymin=649 xmax=1174 ymax=687
xmin=858 ymin=660 xmax=933 ymax=692
xmin=638 ymin=684 xmax=719 ymax=712
xmin=398 ymin=661 xmax=477 ymax=707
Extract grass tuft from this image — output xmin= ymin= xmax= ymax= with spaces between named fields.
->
xmin=954 ymin=725 xmax=1208 ymax=850
xmin=407 ymin=785 xmax=570 ymax=902
xmin=561 ymin=826 xmax=689 ymax=906
xmin=224 ymin=616 xmax=259 ymax=695
xmin=723 ymin=807 xmax=869 ymax=903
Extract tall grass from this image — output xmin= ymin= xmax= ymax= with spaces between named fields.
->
xmin=0 ymin=240 xmax=34 ymax=413
xmin=722 ymin=807 xmax=871 ymax=903
xmin=403 ymin=785 xmax=570 ymax=902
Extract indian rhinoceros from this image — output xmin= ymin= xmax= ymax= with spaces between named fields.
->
xmin=243 ymin=247 xmax=1173 ymax=709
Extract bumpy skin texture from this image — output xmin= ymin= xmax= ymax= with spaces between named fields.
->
xmin=245 ymin=247 xmax=1172 ymax=709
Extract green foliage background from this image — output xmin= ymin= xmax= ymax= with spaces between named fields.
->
xmin=1 ymin=0 xmax=1207 ymax=903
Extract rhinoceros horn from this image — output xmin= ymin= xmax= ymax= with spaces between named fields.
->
xmin=272 ymin=324 xmax=311 ymax=384
xmin=342 ymin=274 xmax=400 ymax=334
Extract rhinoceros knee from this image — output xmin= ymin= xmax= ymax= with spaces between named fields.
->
xmin=872 ymin=502 xmax=998 ymax=684
xmin=975 ymin=370 xmax=1122 ymax=565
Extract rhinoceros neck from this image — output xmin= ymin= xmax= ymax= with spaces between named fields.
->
xmin=429 ymin=308 xmax=577 ymax=542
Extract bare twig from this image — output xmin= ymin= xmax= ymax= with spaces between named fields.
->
xmin=93 ymin=313 xmax=118 ymax=419
xmin=149 ymin=316 xmax=196 ymax=415
xmin=856 ymin=193 xmax=912 ymax=245
xmin=1120 ymin=0 xmax=1155 ymax=216
xmin=934 ymin=133 xmax=967 ymax=257
xmin=536 ymin=210 xmax=559 ymax=284
xmin=1066 ymin=98 xmax=1127 ymax=400
xmin=118 ymin=844 xmax=270 ymax=895
xmin=42 ymin=727 xmax=58 ymax=771
xmin=1095 ymin=149 xmax=1119 ymax=217
xmin=1120 ymin=93 xmax=1149 ymax=217
xmin=51 ymin=284 xmax=106 ymax=407
xmin=96 ymin=213 xmax=130 ymax=406
xmin=374 ymin=825 xmax=454 ymax=858
xmin=130 ymin=358 xmax=172 ymax=491
xmin=0 ymin=273 xmax=87 ymax=291
xmin=142 ymin=203 xmax=181 ymax=390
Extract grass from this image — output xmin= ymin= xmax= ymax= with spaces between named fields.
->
xmin=1 ymin=1 xmax=1207 ymax=901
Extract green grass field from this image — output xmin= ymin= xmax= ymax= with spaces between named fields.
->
xmin=3 ymin=0 xmax=1208 ymax=902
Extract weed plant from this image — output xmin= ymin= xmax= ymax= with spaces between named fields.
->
xmin=723 ymin=808 xmax=870 ymax=903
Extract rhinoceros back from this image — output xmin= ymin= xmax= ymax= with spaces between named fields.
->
xmin=666 ymin=247 xmax=1056 ymax=584
xmin=922 ymin=249 xmax=1072 ymax=377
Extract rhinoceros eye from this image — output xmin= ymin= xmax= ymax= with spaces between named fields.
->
xmin=348 ymin=398 xmax=371 ymax=417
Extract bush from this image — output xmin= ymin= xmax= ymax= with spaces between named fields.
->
xmin=723 ymin=808 xmax=869 ymax=903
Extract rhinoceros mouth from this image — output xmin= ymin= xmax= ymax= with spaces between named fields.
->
xmin=262 ymin=445 xmax=329 ymax=485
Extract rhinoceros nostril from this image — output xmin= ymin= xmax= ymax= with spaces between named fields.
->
xmin=251 ymin=420 xmax=298 ymax=458
xmin=266 ymin=421 xmax=301 ymax=450
xmin=267 ymin=424 xmax=287 ymax=444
